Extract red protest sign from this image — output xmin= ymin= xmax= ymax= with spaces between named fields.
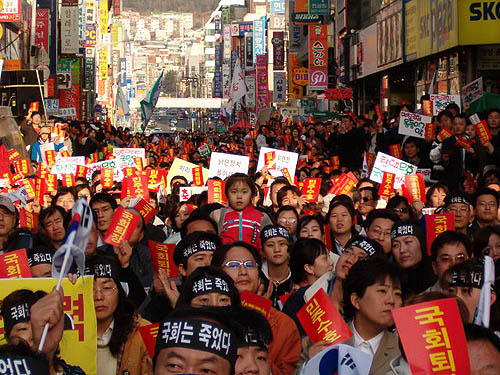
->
xmin=7 ymin=149 xmax=21 ymax=162
xmin=59 ymin=149 xmax=70 ymax=158
xmin=425 ymin=213 xmax=455 ymax=255
xmin=22 ymin=179 xmax=36 ymax=200
xmin=327 ymin=172 xmax=358 ymax=196
xmin=37 ymin=162 xmax=48 ymax=179
xmin=474 ymin=120 xmax=492 ymax=143
xmin=192 ymin=166 xmax=204 ymax=187
xmin=264 ymin=151 xmax=276 ymax=170
xmin=389 ymin=144 xmax=402 ymax=159
xmin=138 ymin=323 xmax=160 ymax=359
xmin=62 ymin=174 xmax=75 ymax=187
xmin=75 ymin=165 xmax=88 ymax=178
xmin=13 ymin=158 xmax=30 ymax=176
xmin=128 ymin=175 xmax=149 ymax=201
xmin=422 ymin=100 xmax=433 ymax=116
xmin=365 ymin=152 xmax=375 ymax=172
xmin=437 ymin=128 xmax=453 ymax=142
xmin=103 ymin=207 xmax=141 ymax=247
xmin=454 ymin=136 xmax=472 ymax=149
xmin=375 ymin=104 xmax=383 ymax=120
xmin=378 ymin=172 xmax=395 ymax=198
xmin=425 ymin=123 xmax=436 ymax=140
xmin=134 ymin=157 xmax=144 ymax=171
xmin=30 ymin=101 xmax=39 ymax=112
xmin=45 ymin=174 xmax=57 ymax=193
xmin=403 ymin=174 xmax=426 ymax=204
xmin=331 ymin=155 xmax=340 ymax=169
xmin=279 ymin=291 xmax=293 ymax=307
xmin=100 ymin=168 xmax=114 ymax=189
xmin=19 ymin=208 xmax=38 ymax=231
xmin=44 ymin=150 xmax=56 ymax=165
xmin=123 ymin=167 xmax=139 ymax=179
xmin=392 ymin=298 xmax=470 ymax=375
xmin=148 ymin=240 xmax=178 ymax=278
xmin=134 ymin=198 xmax=157 ymax=223
xmin=240 ymin=291 xmax=272 ymax=319
xmin=297 ymin=288 xmax=352 ymax=345
xmin=207 ymin=180 xmax=227 ymax=205
xmin=302 ymin=178 xmax=321 ymax=202
xmin=0 ymin=249 xmax=32 ymax=278
xmin=282 ymin=167 xmax=293 ymax=184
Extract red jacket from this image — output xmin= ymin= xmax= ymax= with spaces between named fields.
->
xmin=211 ymin=206 xmax=273 ymax=249
xmin=268 ymin=307 xmax=301 ymax=375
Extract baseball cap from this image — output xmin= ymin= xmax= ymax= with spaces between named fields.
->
xmin=0 ymin=196 xmax=16 ymax=213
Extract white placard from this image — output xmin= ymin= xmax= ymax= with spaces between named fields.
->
xmin=208 ymin=152 xmax=250 ymax=180
xmin=51 ymin=156 xmax=85 ymax=176
xmin=61 ymin=6 xmax=79 ymax=54
xmin=179 ymin=186 xmax=208 ymax=202
xmin=398 ymin=111 xmax=432 ymax=139
xmin=86 ymin=159 xmax=124 ymax=182
xmin=462 ymin=77 xmax=483 ymax=108
xmin=166 ymin=158 xmax=210 ymax=193
xmin=112 ymin=148 xmax=146 ymax=168
xmin=369 ymin=152 xmax=418 ymax=189
xmin=256 ymin=147 xmax=299 ymax=182
xmin=430 ymin=94 xmax=461 ymax=115
xmin=417 ymin=168 xmax=432 ymax=183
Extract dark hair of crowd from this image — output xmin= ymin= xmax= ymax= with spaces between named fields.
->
xmin=364 ymin=209 xmax=399 ymax=231
xmin=89 ymin=192 xmax=118 ymax=210
xmin=473 ymin=188 xmax=499 ymax=208
xmin=173 ymin=231 xmax=222 ymax=267
xmin=429 ymin=230 xmax=472 ymax=262
xmin=224 ymin=173 xmax=257 ymax=198
xmin=464 ymin=323 xmax=500 ymax=352
xmin=180 ymin=212 xmax=219 ymax=238
xmin=176 ymin=265 xmax=240 ymax=308
xmin=297 ymin=215 xmax=325 ymax=236
xmin=342 ymin=257 xmax=403 ymax=321
xmin=289 ymin=238 xmax=329 ymax=285
xmin=211 ymin=241 xmax=262 ymax=269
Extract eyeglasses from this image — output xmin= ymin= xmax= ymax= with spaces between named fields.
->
xmin=279 ymin=218 xmax=297 ymax=225
xmin=223 ymin=260 xmax=257 ymax=270
xmin=93 ymin=286 xmax=117 ymax=296
xmin=392 ymin=208 xmax=409 ymax=214
xmin=437 ymin=254 xmax=467 ymax=264
xmin=361 ymin=197 xmax=374 ymax=203
xmin=446 ymin=207 xmax=469 ymax=214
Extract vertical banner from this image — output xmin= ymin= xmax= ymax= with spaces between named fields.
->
xmin=100 ymin=0 xmax=108 ymax=34
xmin=99 ymin=49 xmax=108 ymax=80
xmin=245 ymin=72 xmax=256 ymax=119
xmin=35 ymin=9 xmax=50 ymax=52
xmin=256 ymin=55 xmax=269 ymax=114
xmin=244 ymin=32 xmax=254 ymax=71
xmin=308 ymin=25 xmax=328 ymax=89
xmin=272 ymin=32 xmax=285 ymax=70
xmin=273 ymin=71 xmax=287 ymax=103
xmin=222 ymin=65 xmax=231 ymax=99
xmin=253 ymin=17 xmax=266 ymax=63
xmin=61 ymin=0 xmax=79 ymax=54
xmin=223 ymin=25 xmax=232 ymax=63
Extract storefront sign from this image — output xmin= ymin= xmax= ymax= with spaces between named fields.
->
xmin=0 ymin=0 xmax=21 ymax=22
xmin=273 ymin=71 xmax=287 ymax=103
xmin=272 ymin=32 xmax=285 ymax=70
xmin=309 ymin=0 xmax=328 ymax=15
xmin=270 ymin=0 xmax=285 ymax=14
xmin=459 ymin=0 xmax=500 ymax=45
xmin=253 ymin=17 xmax=266 ymax=62
xmin=35 ymin=9 xmax=50 ymax=52
xmin=309 ymin=25 xmax=327 ymax=69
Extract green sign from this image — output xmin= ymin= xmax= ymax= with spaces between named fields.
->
xmin=292 ymin=13 xmax=321 ymax=23
xmin=301 ymin=99 xmax=316 ymax=114
xmin=309 ymin=0 xmax=329 ymax=15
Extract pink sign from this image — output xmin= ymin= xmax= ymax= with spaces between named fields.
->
xmin=35 ymin=9 xmax=50 ymax=52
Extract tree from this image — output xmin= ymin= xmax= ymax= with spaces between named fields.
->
xmin=161 ymin=70 xmax=178 ymax=96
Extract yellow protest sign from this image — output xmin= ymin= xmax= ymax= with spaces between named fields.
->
xmin=0 ymin=277 xmax=97 ymax=375
xmin=166 ymin=157 xmax=209 ymax=193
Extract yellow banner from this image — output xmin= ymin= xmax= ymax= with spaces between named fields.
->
xmin=99 ymin=49 xmax=108 ymax=80
xmin=0 ymin=277 xmax=97 ymax=375
xmin=111 ymin=23 xmax=119 ymax=47
xmin=404 ymin=0 xmax=417 ymax=59
xmin=458 ymin=0 xmax=500 ymax=45
xmin=100 ymin=2 xmax=108 ymax=34
xmin=414 ymin=0 xmax=458 ymax=59
xmin=166 ymin=158 xmax=209 ymax=194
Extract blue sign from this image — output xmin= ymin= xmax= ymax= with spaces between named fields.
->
xmin=253 ymin=17 xmax=266 ymax=63
xmin=214 ymin=71 xmax=222 ymax=98
xmin=270 ymin=0 xmax=285 ymax=14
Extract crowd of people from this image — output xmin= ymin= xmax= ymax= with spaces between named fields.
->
xmin=0 ymin=103 xmax=499 ymax=375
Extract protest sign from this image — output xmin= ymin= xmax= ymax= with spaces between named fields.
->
xmin=425 ymin=213 xmax=455 ymax=254
xmin=474 ymin=120 xmax=492 ymax=143
xmin=0 ymin=277 xmax=97 ymax=375
xmin=403 ymin=174 xmax=426 ymax=204
xmin=18 ymin=208 xmax=37 ymax=231
xmin=179 ymin=186 xmax=208 ymax=202
xmin=51 ymin=156 xmax=86 ymax=176
xmin=45 ymin=174 xmax=57 ymax=193
xmin=0 ymin=249 xmax=31 ymax=278
xmin=282 ymin=167 xmax=293 ymax=184
xmin=370 ymin=152 xmax=418 ymax=189
xmin=398 ymin=112 xmax=432 ymax=139
xmin=7 ymin=149 xmax=20 ymax=163
xmin=192 ymin=166 xmax=204 ymax=186
xmin=148 ymin=241 xmax=178 ymax=278
xmin=138 ymin=323 xmax=160 ymax=359
xmin=103 ymin=207 xmax=141 ymax=246
xmin=297 ymin=289 xmax=352 ymax=345
xmin=208 ymin=152 xmax=250 ymax=180
xmin=331 ymin=155 xmax=339 ymax=169
xmin=430 ymin=94 xmax=461 ymax=115
xmin=425 ymin=123 xmax=436 ymax=139
xmin=86 ymin=160 xmax=123 ymax=182
xmin=437 ymin=127 xmax=453 ymax=142
xmin=417 ymin=168 xmax=432 ymax=183
xmin=378 ymin=172 xmax=395 ymax=198
xmin=462 ymin=77 xmax=483 ymax=107
xmin=257 ymin=147 xmax=299 ymax=182
xmin=240 ymin=291 xmax=272 ymax=319
xmin=112 ymin=147 xmax=145 ymax=162
xmin=302 ymin=178 xmax=321 ymax=202
xmin=388 ymin=144 xmax=402 ymax=159
xmin=122 ymin=175 xmax=149 ymax=200
xmin=13 ymin=158 xmax=30 ymax=176
xmin=207 ymin=180 xmax=227 ymax=205
xmin=39 ymin=143 xmax=55 ymax=164
xmin=132 ymin=198 xmax=157 ymax=223
xmin=327 ymin=172 xmax=358 ymax=196
xmin=392 ymin=298 xmax=470 ymax=375
xmin=62 ymin=174 xmax=75 ymax=188
xmin=264 ymin=151 xmax=276 ymax=169
xmin=100 ymin=168 xmax=114 ymax=189
xmin=166 ymin=158 xmax=209 ymax=193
